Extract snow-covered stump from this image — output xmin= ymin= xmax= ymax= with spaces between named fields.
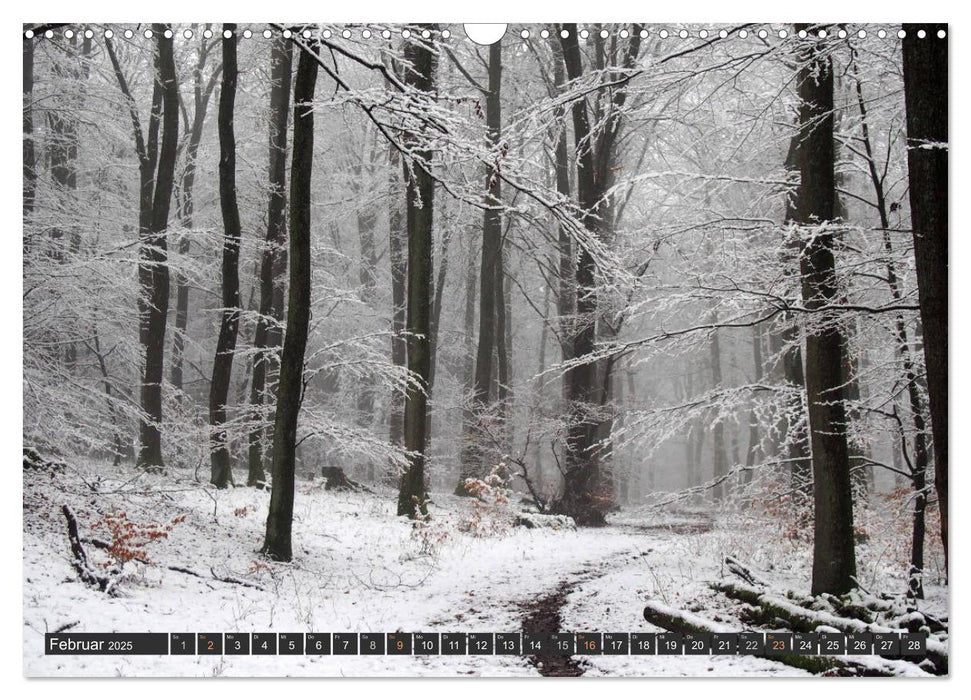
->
xmin=514 ymin=513 xmax=576 ymax=530
xmin=320 ymin=466 xmax=372 ymax=493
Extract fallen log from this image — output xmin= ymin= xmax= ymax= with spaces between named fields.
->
xmin=712 ymin=581 xmax=947 ymax=675
xmin=645 ymin=600 xmax=852 ymax=675
xmin=725 ymin=558 xmax=946 ymax=634
xmin=643 ymin=600 xmax=924 ymax=677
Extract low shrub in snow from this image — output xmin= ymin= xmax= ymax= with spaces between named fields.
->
xmin=458 ymin=466 xmax=514 ymax=537
xmin=410 ymin=516 xmax=452 ymax=556
xmin=90 ymin=511 xmax=187 ymax=570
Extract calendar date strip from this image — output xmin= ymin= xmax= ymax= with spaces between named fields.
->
xmin=44 ymin=631 xmax=929 ymax=656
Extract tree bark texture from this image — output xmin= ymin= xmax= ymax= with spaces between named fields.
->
xmin=263 ymin=41 xmax=318 ymax=560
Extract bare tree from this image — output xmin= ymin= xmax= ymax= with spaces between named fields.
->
xmin=851 ymin=54 xmax=931 ymax=597
xmin=263 ymin=38 xmax=319 ymax=560
xmin=768 ymin=130 xmax=812 ymax=491
xmin=387 ymin=146 xmax=407 ymax=456
xmin=792 ymin=25 xmax=857 ymax=596
xmin=902 ymin=23 xmax=948 ymax=579
xmin=106 ymin=24 xmax=180 ymax=470
xmin=458 ymin=39 xmax=504 ymax=495
xmin=171 ymin=28 xmax=219 ymax=397
xmin=248 ymin=36 xmax=292 ymax=487
xmin=552 ymin=23 xmax=641 ymax=526
xmin=209 ymin=24 xmax=242 ymax=489
xmin=397 ymin=26 xmax=438 ymax=517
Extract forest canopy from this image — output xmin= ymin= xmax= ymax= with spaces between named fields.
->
xmin=23 ymin=23 xmax=947 ymax=604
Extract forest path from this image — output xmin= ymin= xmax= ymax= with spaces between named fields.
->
xmin=520 ymin=520 xmax=712 ymax=676
xmin=518 ymin=559 xmax=622 ymax=676
xmin=520 ymin=576 xmax=587 ymax=676
xmin=514 ymin=515 xmax=709 ymax=677
xmin=508 ymin=514 xmax=806 ymax=677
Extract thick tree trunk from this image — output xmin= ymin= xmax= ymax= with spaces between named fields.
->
xmin=547 ymin=36 xmax=575 ymax=497
xmin=249 ymin=37 xmax=292 ymax=487
xmin=902 ymin=23 xmax=948 ymax=578
xmin=209 ymin=25 xmax=242 ymax=489
xmin=888 ymin=244 xmax=931 ymax=600
xmin=793 ymin=28 xmax=856 ymax=596
xmin=136 ymin=26 xmax=179 ymax=470
xmin=397 ymin=28 xmax=437 ymax=517
xmin=642 ymin=601 xmax=861 ymax=675
xmin=458 ymin=40 xmax=503 ymax=495
xmin=388 ymin=147 xmax=408 ymax=459
xmin=554 ymin=25 xmax=607 ymax=525
xmin=263 ymin=42 xmax=318 ymax=560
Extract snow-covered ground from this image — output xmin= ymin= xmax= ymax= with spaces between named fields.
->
xmin=23 ymin=460 xmax=945 ymax=677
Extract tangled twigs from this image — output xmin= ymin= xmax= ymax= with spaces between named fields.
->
xmin=164 ymin=565 xmax=266 ymax=592
xmin=61 ymin=505 xmax=113 ymax=594
xmin=52 ymin=620 xmax=80 ymax=633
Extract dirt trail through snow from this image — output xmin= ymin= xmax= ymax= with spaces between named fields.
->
xmin=514 ymin=521 xmax=708 ymax=677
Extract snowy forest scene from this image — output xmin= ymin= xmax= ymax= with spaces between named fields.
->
xmin=22 ymin=21 xmax=949 ymax=678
